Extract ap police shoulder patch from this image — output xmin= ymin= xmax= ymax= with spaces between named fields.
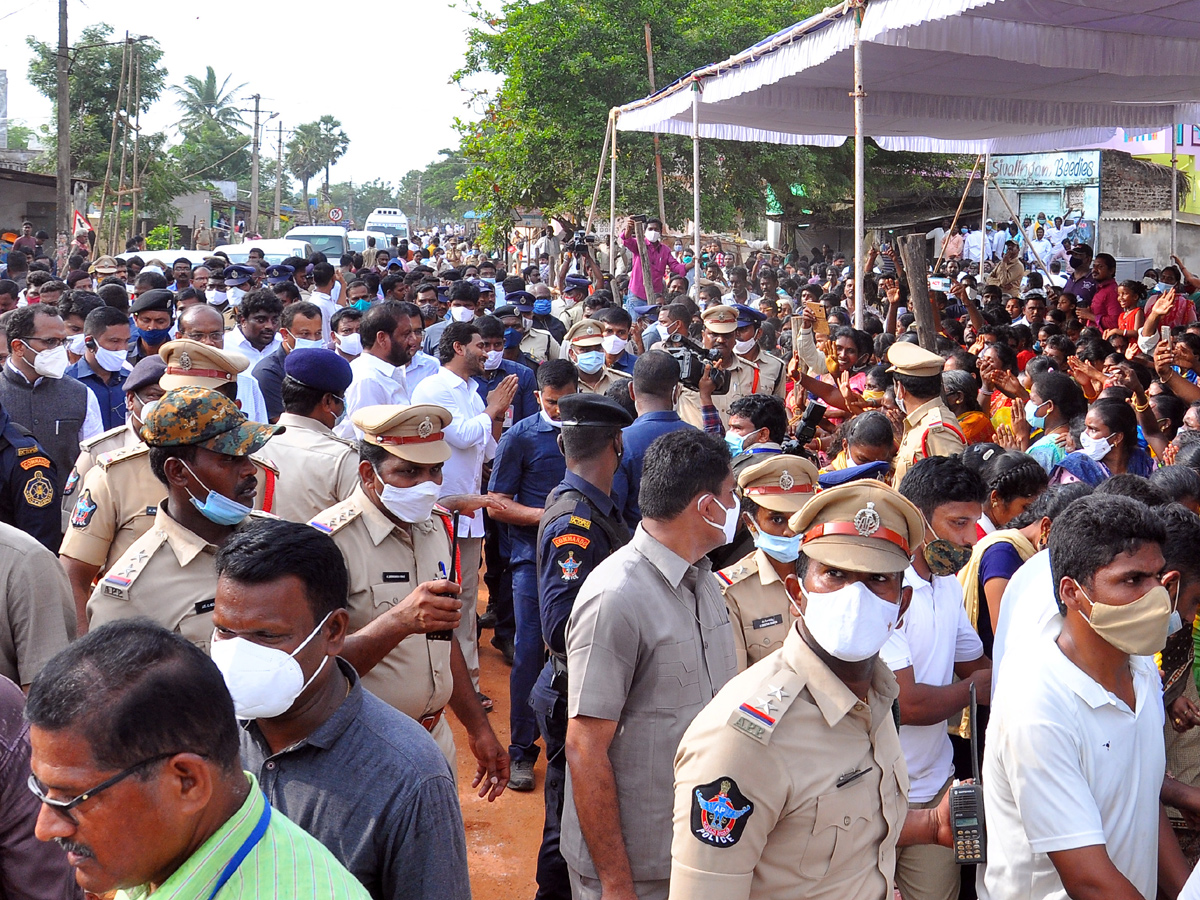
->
xmin=691 ymin=777 xmax=754 ymax=848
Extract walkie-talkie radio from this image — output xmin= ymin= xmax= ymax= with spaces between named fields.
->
xmin=950 ymin=682 xmax=986 ymax=864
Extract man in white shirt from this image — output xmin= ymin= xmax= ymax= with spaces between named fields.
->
xmin=403 ymin=306 xmax=442 ymax=394
xmin=1045 ymin=212 xmax=1077 ymax=247
xmin=887 ymin=456 xmax=992 ymax=900
xmin=412 ymin=320 xmax=518 ymax=697
xmin=337 ymin=300 xmax=418 ymax=439
xmin=926 ymin=219 xmax=950 ymax=259
xmin=1025 ymin=226 xmax=1054 ymax=268
xmin=962 ymin=227 xmax=986 ymax=264
xmin=222 ymin=288 xmax=283 ymax=369
xmin=981 ymin=494 xmax=1190 ymax=900
xmin=307 ymin=261 xmax=340 ymax=342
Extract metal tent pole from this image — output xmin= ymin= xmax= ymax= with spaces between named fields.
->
xmin=1172 ymin=109 xmax=1179 ymax=258
xmin=693 ymin=80 xmax=703 ymax=301
xmin=852 ymin=2 xmax=866 ymax=328
xmin=609 ymin=113 xmax=618 ymax=274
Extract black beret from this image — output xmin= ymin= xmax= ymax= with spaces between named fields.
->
xmin=283 ymin=348 xmax=353 ymax=396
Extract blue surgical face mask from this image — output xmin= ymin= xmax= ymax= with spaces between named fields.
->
xmin=575 ymin=350 xmax=605 ymax=374
xmin=1024 ymin=398 xmax=1047 ymax=431
xmin=532 ymin=299 xmax=553 ymax=316
xmin=724 ymin=431 xmax=745 ymax=456
xmin=754 ymin=529 xmax=802 ymax=563
xmin=181 ymin=460 xmax=252 ymax=526
xmin=504 ymin=327 xmax=522 ymax=350
xmin=139 ymin=326 xmax=173 ymax=347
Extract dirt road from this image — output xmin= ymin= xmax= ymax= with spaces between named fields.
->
xmin=448 ymin=590 xmax=544 ymax=900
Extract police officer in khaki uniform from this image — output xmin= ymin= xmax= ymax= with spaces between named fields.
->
xmin=564 ymin=319 xmax=626 ymax=395
xmin=887 ymin=342 xmax=965 ymax=485
xmin=730 ymin=304 xmax=787 ymax=399
xmin=520 ymin=287 xmax=563 ymax=365
xmin=677 ymin=305 xmax=767 ymax=430
xmin=253 ymin=348 xmax=358 ymax=523
xmin=717 ymin=455 xmax=818 ymax=670
xmin=60 ymin=356 xmax=166 ymax=530
xmin=310 ymin=404 xmax=509 ymax=796
xmin=60 ymin=343 xmax=280 ymax=634
xmin=670 ymin=482 xmax=953 ymax=900
xmin=87 ymin=387 xmax=281 ymax=653
xmin=557 ymin=276 xmax=591 ymax=332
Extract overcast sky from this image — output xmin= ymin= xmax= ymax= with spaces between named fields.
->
xmin=1 ymin=0 xmax=500 ymax=185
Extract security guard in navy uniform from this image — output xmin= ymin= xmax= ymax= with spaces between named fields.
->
xmin=0 ymin=399 xmax=59 ymax=551
xmin=531 ymin=393 xmax=633 ymax=900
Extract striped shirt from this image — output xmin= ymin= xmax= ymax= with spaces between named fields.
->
xmin=118 ymin=773 xmax=369 ymax=900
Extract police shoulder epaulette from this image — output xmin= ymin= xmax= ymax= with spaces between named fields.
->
xmin=726 ymin=670 xmax=804 ymax=746
xmin=717 ymin=557 xmax=757 ymax=588
xmin=329 ymin=432 xmax=357 ymax=448
xmin=80 ymin=425 xmax=126 ymax=452
xmin=248 ymin=510 xmax=280 ymax=521
xmin=739 ymin=356 xmax=761 ymax=371
xmin=99 ymin=530 xmax=168 ymax=598
xmin=250 ymin=452 xmax=279 ymax=474
xmin=565 ymin=499 xmax=592 ymax=532
xmin=308 ymin=500 xmax=363 ymax=535
xmin=98 ymin=443 xmax=150 ymax=469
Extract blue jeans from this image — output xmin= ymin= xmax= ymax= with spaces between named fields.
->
xmin=508 ymin=561 xmax=543 ymax=763
xmin=531 ymin=665 xmax=570 ymax=900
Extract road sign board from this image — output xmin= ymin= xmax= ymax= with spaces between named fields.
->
xmin=329 ymin=207 xmax=344 ymax=222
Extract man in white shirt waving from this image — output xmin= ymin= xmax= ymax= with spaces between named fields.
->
xmin=981 ymin=494 xmax=1190 ymax=900
xmin=888 ymin=456 xmax=992 ymax=900
xmin=413 ymin=320 xmax=519 ymax=699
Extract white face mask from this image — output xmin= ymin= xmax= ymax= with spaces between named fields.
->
xmin=734 ymin=337 xmax=756 ymax=355
xmin=700 ymin=494 xmax=740 ymax=545
xmin=450 ymin=305 xmax=474 ymax=322
xmin=540 ymin=410 xmax=562 ymax=429
xmin=645 ymin=229 xmax=661 ymax=243
xmin=210 ymin=612 xmax=332 ymax=719
xmin=1079 ymin=431 xmax=1113 ymax=462
xmin=67 ymin=333 xmax=86 ymax=356
xmin=334 ymin=332 xmax=362 ymax=356
xmin=484 ymin=349 xmax=504 ymax=370
xmin=94 ymin=345 xmax=128 ymax=372
xmin=377 ymin=476 xmax=441 ymax=523
xmin=32 ymin=345 xmax=69 ymax=380
xmin=522 ymin=316 xmax=534 ymax=331
xmin=796 ymin=582 xmax=900 ymax=662
xmin=207 ymin=289 xmax=227 ymax=306
xmin=227 ymin=286 xmax=246 ymax=307
xmin=600 ymin=334 xmax=627 ymax=355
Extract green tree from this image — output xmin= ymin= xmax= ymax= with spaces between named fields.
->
xmin=314 ymin=115 xmax=350 ymax=196
xmin=171 ymin=66 xmax=248 ymax=131
xmin=4 ymin=124 xmax=36 ymax=151
xmin=327 ymin=179 xmax=401 ymax=224
xmin=398 ymin=151 xmax=470 ymax=227
xmin=286 ymin=121 xmax=325 ymax=221
xmin=171 ymin=119 xmax=252 ymax=184
xmin=27 ymin=25 xmax=166 ymax=179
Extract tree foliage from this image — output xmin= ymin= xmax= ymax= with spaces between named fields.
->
xmin=398 ymin=151 xmax=470 ymax=227
xmin=172 ymin=66 xmax=248 ymax=132
xmin=27 ymin=25 xmax=166 ymax=179
xmin=455 ymin=0 xmax=968 ymax=244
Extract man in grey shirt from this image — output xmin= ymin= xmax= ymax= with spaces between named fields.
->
xmin=563 ymin=429 xmax=739 ymax=900
xmin=211 ymin=518 xmax=470 ymax=900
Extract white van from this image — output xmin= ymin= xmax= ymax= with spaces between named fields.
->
xmin=213 ymin=239 xmax=314 ymax=265
xmin=347 ymin=230 xmax=391 ymax=259
xmin=283 ymin=226 xmax=350 ymax=261
xmin=363 ymin=208 xmax=409 ymax=241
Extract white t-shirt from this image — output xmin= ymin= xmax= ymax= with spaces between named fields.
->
xmin=881 ymin=566 xmax=984 ymax=803
xmin=990 ymin=550 xmax=1059 ymax=702
xmin=979 ymin=636 xmax=1165 ymax=900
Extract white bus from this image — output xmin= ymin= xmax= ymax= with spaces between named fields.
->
xmin=363 ymin=208 xmax=410 ymax=242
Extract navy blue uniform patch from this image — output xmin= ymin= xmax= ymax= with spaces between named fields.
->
xmin=691 ymin=777 xmax=754 ymax=848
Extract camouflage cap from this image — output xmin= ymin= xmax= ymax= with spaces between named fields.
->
xmin=139 ymin=386 xmax=282 ymax=456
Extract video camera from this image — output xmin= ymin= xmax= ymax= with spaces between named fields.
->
xmin=565 ymin=230 xmax=597 ymax=254
xmin=664 ymin=333 xmax=730 ymax=394
xmin=779 ymin=401 xmax=827 ymax=461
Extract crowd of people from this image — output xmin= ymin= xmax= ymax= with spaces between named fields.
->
xmin=0 ymin=205 xmax=1199 ymax=900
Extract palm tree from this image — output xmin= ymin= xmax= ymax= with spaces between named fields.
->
xmin=286 ymin=122 xmax=325 ymax=223
xmin=314 ymin=115 xmax=350 ymax=197
xmin=172 ymin=67 xmax=248 ymax=132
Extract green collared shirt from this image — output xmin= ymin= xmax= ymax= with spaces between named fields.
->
xmin=118 ymin=772 xmax=369 ymax=900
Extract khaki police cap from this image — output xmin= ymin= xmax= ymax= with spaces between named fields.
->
xmin=353 ymin=404 xmax=453 ymax=466
xmin=788 ymin=481 xmax=923 ymax=573
xmin=91 ymin=255 xmax=119 ymax=275
xmin=158 ymin=339 xmax=249 ymax=391
xmin=564 ymin=319 xmax=604 ymax=347
xmin=737 ymin=455 xmax=819 ymax=514
xmin=885 ymin=341 xmax=945 ymax=377
xmin=701 ymin=304 xmax=739 ymax=334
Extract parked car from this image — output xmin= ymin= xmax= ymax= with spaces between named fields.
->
xmin=213 ymin=239 xmax=315 ymax=266
xmin=283 ymin=226 xmax=349 ymax=261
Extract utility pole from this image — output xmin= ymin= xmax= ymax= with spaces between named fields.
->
xmin=129 ymin=49 xmax=141 ymax=241
xmin=273 ymin=121 xmax=283 ymax=238
xmin=416 ymin=172 xmax=423 ymax=229
xmin=112 ymin=34 xmax=132 ymax=252
xmin=97 ymin=36 xmax=129 ymax=256
xmin=55 ymin=0 xmax=71 ymax=252
xmin=249 ymin=94 xmax=261 ymax=236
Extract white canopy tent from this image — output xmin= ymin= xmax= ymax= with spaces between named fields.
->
xmin=609 ymin=0 xmax=1200 ymax=323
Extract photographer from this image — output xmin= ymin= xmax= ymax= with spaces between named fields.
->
xmin=676 ymin=305 xmax=773 ymax=433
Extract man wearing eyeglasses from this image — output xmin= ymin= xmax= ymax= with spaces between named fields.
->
xmin=25 ymin=619 xmax=369 ymax=899
xmin=0 ymin=305 xmax=101 ymax=497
